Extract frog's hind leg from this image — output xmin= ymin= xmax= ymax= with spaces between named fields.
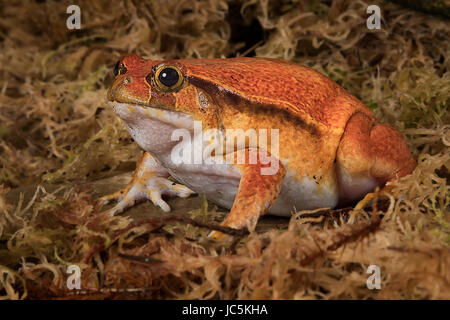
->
xmin=209 ymin=149 xmax=286 ymax=240
xmin=102 ymin=152 xmax=195 ymax=216
xmin=336 ymin=112 xmax=416 ymax=207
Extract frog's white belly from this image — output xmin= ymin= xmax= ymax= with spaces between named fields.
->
xmin=154 ymin=141 xmax=339 ymax=216
xmin=166 ymin=164 xmax=338 ymax=216
xmin=112 ymin=102 xmax=339 ymax=216
xmin=162 ymin=160 xmax=339 ymax=217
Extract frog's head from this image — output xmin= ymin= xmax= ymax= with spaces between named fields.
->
xmin=108 ymin=54 xmax=223 ymax=154
xmin=108 ymin=54 xmax=218 ymax=129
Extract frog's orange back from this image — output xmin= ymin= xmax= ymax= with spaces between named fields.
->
xmin=172 ymin=57 xmax=374 ymax=128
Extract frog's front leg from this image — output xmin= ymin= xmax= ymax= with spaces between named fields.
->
xmin=102 ymin=152 xmax=195 ymax=216
xmin=209 ymin=149 xmax=286 ymax=240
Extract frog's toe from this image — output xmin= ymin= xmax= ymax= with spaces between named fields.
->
xmin=101 ymin=190 xmax=126 ymax=205
xmin=107 ymin=197 xmax=135 ymax=216
xmin=147 ymin=177 xmax=195 ymax=210
xmin=155 ymin=179 xmax=195 ymax=198
xmin=354 ymin=191 xmax=377 ymax=210
xmin=147 ymin=188 xmax=171 ymax=212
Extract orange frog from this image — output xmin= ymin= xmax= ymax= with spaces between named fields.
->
xmin=104 ymin=54 xmax=416 ymax=238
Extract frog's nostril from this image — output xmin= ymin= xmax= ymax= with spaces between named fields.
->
xmin=123 ymin=76 xmax=132 ymax=85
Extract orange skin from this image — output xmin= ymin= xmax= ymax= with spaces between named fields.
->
xmin=105 ymin=54 xmax=416 ymax=239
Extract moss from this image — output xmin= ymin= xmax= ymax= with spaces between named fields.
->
xmin=0 ymin=0 xmax=449 ymax=300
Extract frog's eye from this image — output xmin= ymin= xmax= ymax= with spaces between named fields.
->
xmin=114 ymin=61 xmax=127 ymax=76
xmin=152 ymin=65 xmax=184 ymax=92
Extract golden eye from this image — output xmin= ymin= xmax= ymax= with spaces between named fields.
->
xmin=150 ymin=65 xmax=184 ymax=92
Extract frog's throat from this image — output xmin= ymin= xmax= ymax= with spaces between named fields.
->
xmin=109 ymin=102 xmax=197 ymax=156
xmin=109 ymin=102 xmax=195 ymax=130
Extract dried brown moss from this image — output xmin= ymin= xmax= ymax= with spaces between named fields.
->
xmin=0 ymin=0 xmax=449 ymax=299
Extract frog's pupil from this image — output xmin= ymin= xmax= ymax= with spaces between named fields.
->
xmin=158 ymin=68 xmax=179 ymax=87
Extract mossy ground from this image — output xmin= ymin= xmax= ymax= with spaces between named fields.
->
xmin=0 ymin=0 xmax=449 ymax=299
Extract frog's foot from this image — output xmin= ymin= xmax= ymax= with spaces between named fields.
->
xmin=103 ymin=176 xmax=194 ymax=216
xmin=208 ymin=149 xmax=286 ymax=240
xmin=101 ymin=152 xmax=195 ymax=216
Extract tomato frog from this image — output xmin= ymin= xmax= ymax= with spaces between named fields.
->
xmin=104 ymin=54 xmax=416 ymax=239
